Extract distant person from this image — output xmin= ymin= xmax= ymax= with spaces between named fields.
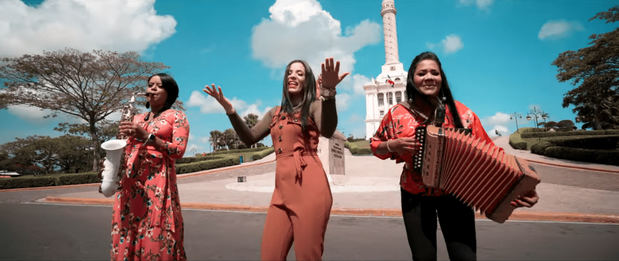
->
xmin=203 ymin=58 xmax=348 ymax=260
xmin=113 ymin=73 xmax=189 ymax=260
xmin=370 ymin=51 xmax=538 ymax=261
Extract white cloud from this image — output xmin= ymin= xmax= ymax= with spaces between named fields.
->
xmin=335 ymin=93 xmax=352 ymax=111
xmin=186 ymin=90 xmax=270 ymax=118
xmin=459 ymin=0 xmax=494 ymax=10
xmin=482 ymin=112 xmax=512 ymax=137
xmin=251 ymin=0 xmax=381 ymax=74
xmin=336 ymin=74 xmax=370 ymax=96
xmin=538 ymin=20 xmax=584 ymax=40
xmin=0 ymin=0 xmax=176 ymax=57
xmin=488 ymin=125 xmax=508 ymax=137
xmin=426 ymin=34 xmax=463 ymax=55
xmin=6 ymin=104 xmax=50 ymax=123
xmin=442 ymin=34 xmax=464 ymax=54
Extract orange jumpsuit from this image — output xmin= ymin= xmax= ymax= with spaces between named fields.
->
xmin=227 ymin=100 xmax=336 ymax=260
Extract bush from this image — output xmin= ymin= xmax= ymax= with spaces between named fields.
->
xmin=346 ymin=140 xmax=372 ymax=155
xmin=509 ymin=131 xmax=528 ymax=150
xmin=520 ymin=129 xmax=619 ymax=138
xmin=0 ymin=172 xmax=99 ymax=189
xmin=176 ymin=156 xmax=239 ymax=174
xmin=251 ymin=147 xmax=274 ymax=160
xmin=543 ymin=146 xmax=619 ymax=166
xmin=530 ymin=141 xmax=552 ymax=155
xmin=176 ymin=155 xmax=225 ymax=164
xmin=0 ymin=148 xmax=275 ymax=189
xmin=549 ymin=135 xmax=618 ymax=150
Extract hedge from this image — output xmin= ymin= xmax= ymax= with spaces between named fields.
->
xmin=345 ymin=140 xmax=372 ymax=155
xmin=520 ymin=129 xmax=619 ymax=138
xmin=508 ymin=131 xmax=528 ymax=150
xmin=251 ymin=147 xmax=275 ymax=160
xmin=0 ymin=147 xmax=275 ymax=189
xmin=0 ymin=171 xmax=99 ymax=189
xmin=542 ymin=146 xmax=619 ymax=165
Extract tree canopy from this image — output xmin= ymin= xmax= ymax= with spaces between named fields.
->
xmin=552 ymin=6 xmax=619 ymax=130
xmin=0 ymin=49 xmax=169 ymax=170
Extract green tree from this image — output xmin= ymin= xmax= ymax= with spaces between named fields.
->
xmin=243 ymin=113 xmax=260 ymax=148
xmin=557 ymin=120 xmax=576 ymax=131
xmin=0 ymin=49 xmax=168 ymax=170
xmin=54 ymin=135 xmax=93 ymax=173
xmin=552 ymin=6 xmax=619 ymax=130
xmin=223 ymin=128 xmax=241 ymax=150
xmin=209 ymin=130 xmax=224 ymax=152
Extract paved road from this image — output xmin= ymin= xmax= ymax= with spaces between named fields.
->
xmin=2 ymin=136 xmax=618 ymax=260
xmin=1 ymin=203 xmax=618 ymax=260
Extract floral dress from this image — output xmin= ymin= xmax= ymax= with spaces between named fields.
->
xmin=111 ymin=109 xmax=189 ymax=261
xmin=370 ymin=101 xmax=492 ymax=196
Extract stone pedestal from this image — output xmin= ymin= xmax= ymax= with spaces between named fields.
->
xmin=318 ymin=131 xmax=346 ymax=185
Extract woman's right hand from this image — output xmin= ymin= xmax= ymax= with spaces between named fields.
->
xmin=386 ymin=137 xmax=421 ymax=154
xmin=203 ymin=84 xmax=235 ymax=114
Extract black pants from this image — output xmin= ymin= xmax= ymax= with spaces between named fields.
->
xmin=401 ymin=189 xmax=477 ymax=261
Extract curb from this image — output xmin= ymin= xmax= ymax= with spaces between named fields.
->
xmin=43 ymin=196 xmax=619 ymax=224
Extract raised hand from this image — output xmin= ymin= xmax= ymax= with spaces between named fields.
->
xmin=320 ymin=57 xmax=349 ymax=90
xmin=203 ymin=83 xmax=235 ymax=114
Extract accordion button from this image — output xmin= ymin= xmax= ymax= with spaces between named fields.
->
xmin=279 ymin=125 xmax=283 ymax=129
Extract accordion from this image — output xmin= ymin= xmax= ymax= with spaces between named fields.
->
xmin=412 ymin=125 xmax=540 ymax=223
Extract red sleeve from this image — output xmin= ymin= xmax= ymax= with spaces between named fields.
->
xmin=370 ymin=108 xmax=397 ymax=160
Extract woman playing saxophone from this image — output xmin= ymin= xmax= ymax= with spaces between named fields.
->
xmin=112 ymin=73 xmax=189 ymax=260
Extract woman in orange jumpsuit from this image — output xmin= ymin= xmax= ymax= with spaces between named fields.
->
xmin=203 ymin=58 xmax=348 ymax=260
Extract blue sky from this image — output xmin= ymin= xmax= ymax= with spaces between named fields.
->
xmin=0 ymin=0 xmax=616 ymax=155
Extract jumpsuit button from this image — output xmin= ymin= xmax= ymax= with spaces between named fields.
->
xmin=281 ymin=115 xmax=286 ymax=120
xmin=279 ymin=125 xmax=283 ymax=129
xmin=294 ymin=119 xmax=298 ymax=122
xmin=277 ymin=148 xmax=282 ymax=154
xmin=278 ymin=136 xmax=282 ymax=142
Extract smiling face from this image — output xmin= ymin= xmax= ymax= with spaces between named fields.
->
xmin=413 ymin=59 xmax=442 ymax=97
xmin=146 ymin=75 xmax=168 ymax=109
xmin=286 ymin=62 xmax=306 ymax=97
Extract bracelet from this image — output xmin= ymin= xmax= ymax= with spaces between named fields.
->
xmin=386 ymin=139 xmax=393 ymax=152
xmin=320 ymin=87 xmax=336 ymax=98
xmin=319 ymin=95 xmax=335 ymax=101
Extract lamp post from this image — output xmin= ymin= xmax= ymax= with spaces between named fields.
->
xmin=509 ymin=112 xmax=523 ymax=133
xmin=526 ymin=107 xmax=548 ymax=129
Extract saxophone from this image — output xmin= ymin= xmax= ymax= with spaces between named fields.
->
xmin=99 ymin=92 xmax=144 ymax=197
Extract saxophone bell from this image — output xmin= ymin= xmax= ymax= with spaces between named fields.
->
xmin=99 ymin=92 xmax=143 ymax=197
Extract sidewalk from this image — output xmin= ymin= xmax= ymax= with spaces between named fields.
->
xmin=43 ymin=136 xmax=619 ymax=223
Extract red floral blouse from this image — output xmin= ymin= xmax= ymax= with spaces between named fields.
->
xmin=370 ymin=101 xmax=493 ymax=196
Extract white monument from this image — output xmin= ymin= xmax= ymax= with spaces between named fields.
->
xmin=364 ymin=0 xmax=408 ymax=139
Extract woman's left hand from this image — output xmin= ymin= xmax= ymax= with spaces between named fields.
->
xmin=321 ymin=57 xmax=349 ymax=89
xmin=510 ymin=189 xmax=539 ymax=208
xmin=119 ymin=121 xmax=148 ymax=140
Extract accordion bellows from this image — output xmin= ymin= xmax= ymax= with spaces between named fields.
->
xmin=413 ymin=125 xmax=540 ymax=223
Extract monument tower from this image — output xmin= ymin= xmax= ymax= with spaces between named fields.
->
xmin=363 ymin=0 xmax=407 ymax=139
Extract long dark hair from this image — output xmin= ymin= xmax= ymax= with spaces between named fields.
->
xmin=405 ymin=52 xmax=463 ymax=128
xmin=145 ymin=73 xmax=179 ymax=113
xmin=280 ymin=60 xmax=317 ymax=131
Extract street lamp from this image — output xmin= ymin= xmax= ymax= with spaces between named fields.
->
xmin=526 ymin=107 xmax=548 ymax=129
xmin=509 ymin=112 xmax=523 ymax=133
